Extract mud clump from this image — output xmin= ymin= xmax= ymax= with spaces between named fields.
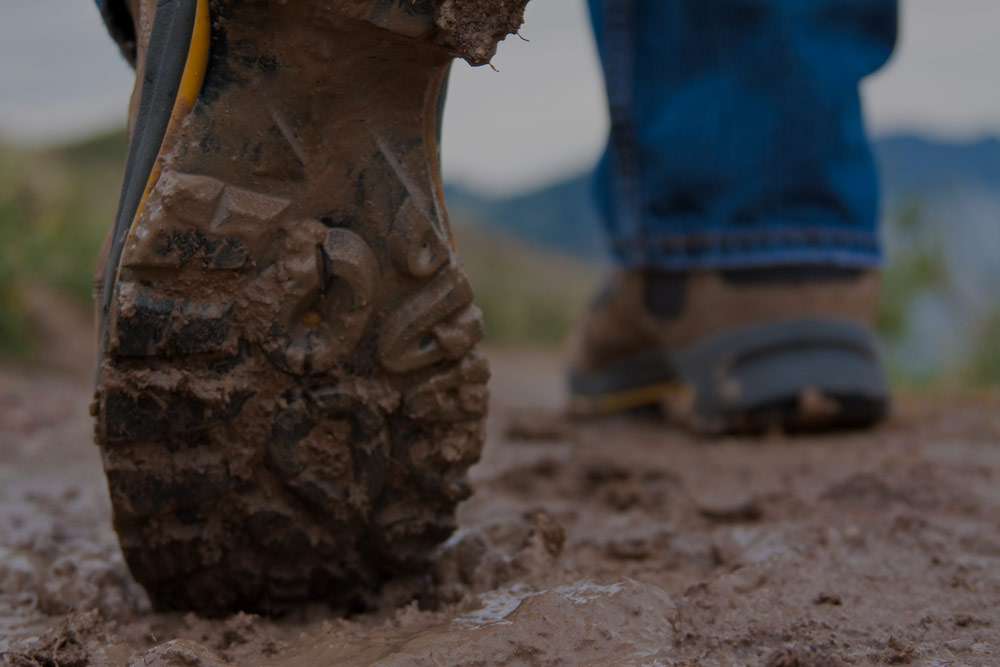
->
xmin=357 ymin=0 xmax=531 ymax=66
xmin=436 ymin=0 xmax=531 ymax=66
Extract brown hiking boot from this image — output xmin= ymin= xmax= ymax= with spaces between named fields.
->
xmin=568 ymin=267 xmax=889 ymax=433
xmin=92 ymin=0 xmax=527 ymax=614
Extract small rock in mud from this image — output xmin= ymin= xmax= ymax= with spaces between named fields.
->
xmin=763 ymin=645 xmax=844 ymax=667
xmin=606 ymin=537 xmax=653 ymax=561
xmin=812 ymin=592 xmax=843 ymax=606
xmin=876 ymin=636 xmax=918 ymax=664
xmin=698 ymin=497 xmax=764 ymax=524
xmin=132 ymin=639 xmax=230 ymax=667
xmin=521 ymin=510 xmax=566 ymax=559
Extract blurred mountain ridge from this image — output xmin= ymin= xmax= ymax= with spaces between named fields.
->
xmin=447 ymin=134 xmax=1000 ymax=258
xmin=2 ymin=130 xmax=998 ymax=383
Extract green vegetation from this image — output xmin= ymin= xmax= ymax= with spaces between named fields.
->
xmin=875 ymin=198 xmax=1000 ymax=387
xmin=876 ymin=200 xmax=948 ymax=344
xmin=0 ymin=129 xmax=125 ymax=359
xmin=876 ymin=246 xmax=949 ymax=345
xmin=454 ymin=223 xmax=600 ymax=347
xmin=965 ymin=308 xmax=1000 ymax=386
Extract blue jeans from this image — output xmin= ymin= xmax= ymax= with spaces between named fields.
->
xmin=587 ymin=0 xmax=898 ymax=270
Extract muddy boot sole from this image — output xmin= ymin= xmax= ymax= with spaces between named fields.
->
xmin=570 ymin=319 xmax=889 ymax=435
xmin=94 ymin=0 xmax=489 ymax=614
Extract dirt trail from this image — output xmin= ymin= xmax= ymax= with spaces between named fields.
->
xmin=2 ymin=349 xmax=1000 ymax=666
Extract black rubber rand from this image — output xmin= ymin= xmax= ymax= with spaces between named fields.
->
xmin=100 ymin=0 xmax=199 ymax=355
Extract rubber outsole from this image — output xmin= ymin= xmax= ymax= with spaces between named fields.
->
xmin=569 ymin=319 xmax=889 ymax=434
xmin=94 ymin=2 xmax=488 ymax=614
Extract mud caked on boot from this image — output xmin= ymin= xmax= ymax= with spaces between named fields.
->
xmin=568 ymin=267 xmax=890 ymax=434
xmin=92 ymin=0 xmax=528 ymax=613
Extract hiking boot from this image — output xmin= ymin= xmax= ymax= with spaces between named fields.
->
xmin=568 ymin=267 xmax=889 ymax=433
xmin=92 ymin=0 xmax=527 ymax=614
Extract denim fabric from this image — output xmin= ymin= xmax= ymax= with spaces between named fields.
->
xmin=587 ymin=0 xmax=898 ymax=270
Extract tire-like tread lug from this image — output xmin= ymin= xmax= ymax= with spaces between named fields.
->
xmin=101 ymin=389 xmax=253 ymax=442
xmin=110 ymin=284 xmax=237 ymax=358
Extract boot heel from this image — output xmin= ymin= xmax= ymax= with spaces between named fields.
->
xmin=670 ymin=319 xmax=889 ymax=433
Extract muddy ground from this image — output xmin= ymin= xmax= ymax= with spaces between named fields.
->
xmin=2 ymin=345 xmax=1000 ymax=666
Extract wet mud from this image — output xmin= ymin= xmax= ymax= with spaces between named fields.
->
xmin=3 ymin=349 xmax=1000 ymax=665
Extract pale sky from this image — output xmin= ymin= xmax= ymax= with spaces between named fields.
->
xmin=2 ymin=0 xmax=999 ymax=195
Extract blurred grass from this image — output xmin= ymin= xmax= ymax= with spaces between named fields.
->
xmin=876 ymin=246 xmax=948 ymax=343
xmin=0 ymin=129 xmax=125 ymax=359
xmin=454 ymin=223 xmax=599 ymax=347
xmin=876 ymin=199 xmax=948 ymax=345
xmin=1 ymin=129 xmax=994 ymax=385
xmin=875 ymin=198 xmax=1000 ymax=387
xmin=965 ymin=308 xmax=1000 ymax=387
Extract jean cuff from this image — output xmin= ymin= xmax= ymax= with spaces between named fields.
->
xmin=609 ymin=226 xmax=882 ymax=270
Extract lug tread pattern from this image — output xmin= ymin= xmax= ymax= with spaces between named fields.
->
xmin=95 ymin=165 xmax=487 ymax=614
